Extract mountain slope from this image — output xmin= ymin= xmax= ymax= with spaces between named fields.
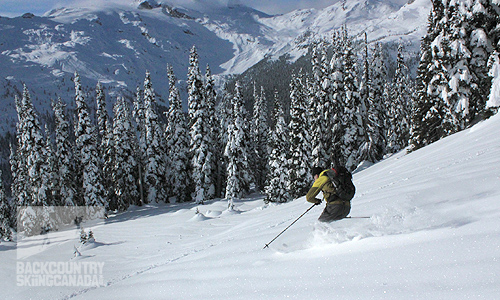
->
xmin=2 ymin=102 xmax=499 ymax=299
xmin=0 ymin=0 xmax=430 ymax=134
xmin=0 ymin=4 xmax=237 ymax=131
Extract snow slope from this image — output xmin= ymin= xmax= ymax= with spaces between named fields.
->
xmin=2 ymin=108 xmax=500 ymax=299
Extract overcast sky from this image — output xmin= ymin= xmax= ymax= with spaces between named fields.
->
xmin=0 ymin=0 xmax=338 ymax=17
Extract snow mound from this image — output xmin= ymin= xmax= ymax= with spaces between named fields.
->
xmin=187 ymin=212 xmax=210 ymax=222
xmin=205 ymin=210 xmax=222 ymax=218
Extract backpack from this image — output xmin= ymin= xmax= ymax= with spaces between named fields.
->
xmin=324 ymin=167 xmax=356 ymax=202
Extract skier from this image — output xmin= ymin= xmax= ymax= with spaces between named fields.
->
xmin=306 ymin=166 xmax=354 ymax=222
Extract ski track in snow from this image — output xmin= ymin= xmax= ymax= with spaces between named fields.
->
xmin=58 ymin=200 xmax=259 ymax=299
xmin=60 ymin=239 xmax=231 ymax=300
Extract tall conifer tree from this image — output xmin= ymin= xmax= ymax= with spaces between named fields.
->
xmin=143 ymin=71 xmax=167 ymax=203
xmin=357 ymin=33 xmax=382 ymax=164
xmin=329 ymin=32 xmax=346 ymax=167
xmin=224 ymin=82 xmax=251 ymax=206
xmin=74 ymin=72 xmax=106 ymax=209
xmin=165 ymin=66 xmax=191 ymax=203
xmin=309 ymin=41 xmax=330 ymax=167
xmin=216 ymin=89 xmax=233 ymax=198
xmin=204 ymin=64 xmax=218 ymax=200
xmin=113 ymin=97 xmax=139 ymax=211
xmin=410 ymin=2 xmax=441 ymax=151
xmin=388 ymin=44 xmax=412 ymax=152
xmin=288 ymin=71 xmax=311 ymax=198
xmin=52 ymin=98 xmax=76 ymax=206
xmin=265 ymin=91 xmax=291 ymax=203
xmin=251 ymin=85 xmax=269 ymax=192
xmin=14 ymin=85 xmax=53 ymax=234
xmin=96 ymin=82 xmax=107 ymax=143
xmin=102 ymin=119 xmax=116 ymax=208
xmin=188 ymin=46 xmax=215 ymax=203
xmin=340 ymin=28 xmax=363 ymax=171
xmin=133 ymin=87 xmax=146 ymax=205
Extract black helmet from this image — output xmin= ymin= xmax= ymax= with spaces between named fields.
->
xmin=311 ymin=166 xmax=324 ymax=177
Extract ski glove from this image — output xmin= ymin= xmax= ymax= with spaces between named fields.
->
xmin=313 ymin=198 xmax=322 ymax=205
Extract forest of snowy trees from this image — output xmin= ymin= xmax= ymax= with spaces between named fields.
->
xmin=410 ymin=0 xmax=500 ymax=149
xmin=1 ymin=0 xmax=499 ymax=240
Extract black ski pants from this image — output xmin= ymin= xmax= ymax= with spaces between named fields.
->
xmin=318 ymin=202 xmax=350 ymax=223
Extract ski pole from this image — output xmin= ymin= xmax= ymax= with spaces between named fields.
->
xmin=263 ymin=203 xmax=317 ymax=249
xmin=345 ymin=216 xmax=371 ymax=219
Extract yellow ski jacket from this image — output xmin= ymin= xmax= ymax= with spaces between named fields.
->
xmin=306 ymin=170 xmax=337 ymax=204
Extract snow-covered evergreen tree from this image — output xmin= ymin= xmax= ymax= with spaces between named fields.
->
xmin=188 ymin=46 xmax=215 ymax=204
xmin=487 ymin=51 xmax=500 ymax=113
xmin=215 ymin=89 xmax=233 ymax=198
xmin=387 ymin=44 xmax=412 ymax=153
xmin=74 ymin=72 xmax=106 ymax=209
xmin=52 ymin=98 xmax=76 ymax=206
xmin=340 ymin=28 xmax=363 ymax=171
xmin=113 ymin=97 xmax=139 ymax=211
xmin=426 ymin=0 xmax=451 ymax=139
xmin=366 ymin=42 xmax=388 ymax=159
xmin=96 ymin=82 xmax=108 ymax=143
xmin=356 ymin=34 xmax=381 ymax=165
xmin=288 ymin=71 xmax=311 ymax=199
xmin=328 ymin=32 xmax=346 ymax=168
xmin=265 ymin=91 xmax=291 ymax=203
xmin=0 ymin=170 xmax=12 ymax=241
xmin=133 ymin=87 xmax=146 ymax=205
xmin=204 ymin=64 xmax=218 ymax=200
xmin=224 ymin=82 xmax=251 ymax=204
xmin=24 ymin=86 xmax=46 ymax=206
xmin=188 ymin=46 xmax=205 ymax=124
xmin=251 ymin=84 xmax=269 ymax=192
xmin=9 ymin=142 xmax=19 ymax=209
xmin=309 ymin=40 xmax=330 ymax=167
xmin=13 ymin=85 xmax=52 ymax=235
xmin=412 ymin=1 xmax=452 ymax=147
xmin=165 ymin=66 xmax=191 ymax=203
xmin=36 ymin=130 xmax=51 ymax=208
xmin=410 ymin=2 xmax=442 ymax=151
xmin=443 ymin=0 xmax=474 ymax=132
xmin=102 ymin=119 xmax=116 ymax=209
xmin=14 ymin=85 xmax=49 ymax=207
xmin=143 ymin=71 xmax=167 ymax=203
xmin=42 ymin=125 xmax=61 ymax=230
xmin=12 ymin=99 xmax=27 ymax=208
xmin=247 ymin=85 xmax=259 ymax=193
xmin=43 ymin=125 xmax=56 ymax=206
xmin=411 ymin=0 xmax=497 ymax=150
xmin=469 ymin=0 xmax=496 ymax=120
